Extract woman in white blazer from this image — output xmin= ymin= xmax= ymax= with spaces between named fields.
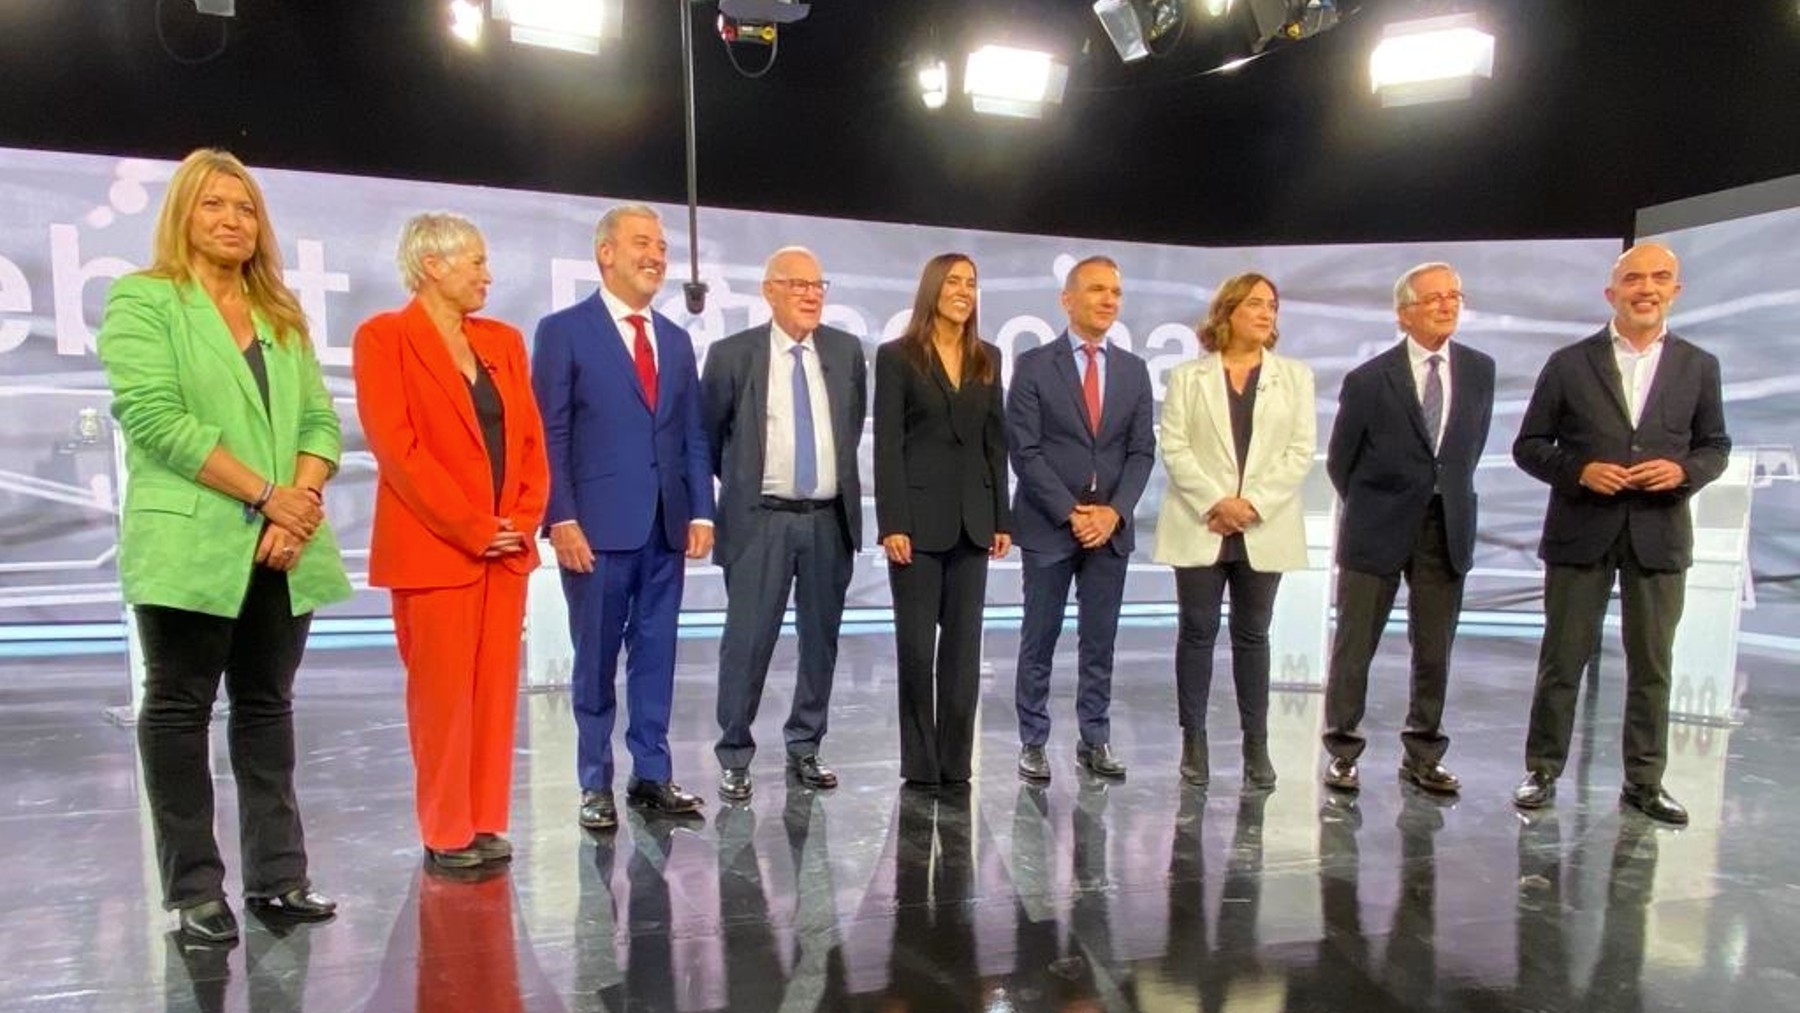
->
xmin=1153 ymin=272 xmax=1316 ymax=789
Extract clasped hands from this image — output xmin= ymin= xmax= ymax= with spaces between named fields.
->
xmin=1205 ymin=497 xmax=1259 ymax=537
xmin=253 ymin=485 xmax=324 ymax=572
xmin=1068 ymin=503 xmax=1121 ymax=549
xmin=1578 ymin=459 xmax=1685 ymax=495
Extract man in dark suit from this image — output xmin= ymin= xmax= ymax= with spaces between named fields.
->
xmin=532 ymin=204 xmax=716 ymax=828
xmin=1510 ymin=243 xmax=1730 ymax=825
xmin=702 ymin=247 xmax=867 ymax=803
xmin=1321 ymin=262 xmax=1495 ymax=797
xmin=1006 ymin=256 xmax=1156 ymax=781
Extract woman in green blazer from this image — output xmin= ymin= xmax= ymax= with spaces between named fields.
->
xmin=96 ymin=149 xmax=352 ymax=945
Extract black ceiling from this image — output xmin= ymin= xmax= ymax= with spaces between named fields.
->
xmin=2 ymin=0 xmax=1796 ymax=246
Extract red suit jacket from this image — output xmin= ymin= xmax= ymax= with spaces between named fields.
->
xmin=354 ymin=299 xmax=550 ymax=589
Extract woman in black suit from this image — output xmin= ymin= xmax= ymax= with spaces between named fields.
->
xmin=874 ymin=253 xmax=1012 ymax=787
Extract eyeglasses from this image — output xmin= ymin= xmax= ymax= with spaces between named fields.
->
xmin=771 ymin=278 xmax=831 ymax=295
xmin=1406 ymin=292 xmax=1465 ymax=308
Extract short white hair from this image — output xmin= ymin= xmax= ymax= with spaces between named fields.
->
xmin=763 ymin=245 xmax=819 ymax=280
xmin=594 ymin=203 xmax=661 ymax=244
xmin=396 ymin=212 xmax=483 ymax=292
xmin=1394 ymin=261 xmax=1460 ymax=311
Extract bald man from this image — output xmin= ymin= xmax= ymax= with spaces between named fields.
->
xmin=1511 ymin=243 xmax=1731 ymax=825
xmin=702 ymin=247 xmax=867 ymax=803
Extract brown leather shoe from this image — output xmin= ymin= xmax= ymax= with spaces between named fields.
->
xmin=1512 ymin=771 xmax=1555 ymax=809
xmin=1398 ymin=759 xmax=1461 ymax=795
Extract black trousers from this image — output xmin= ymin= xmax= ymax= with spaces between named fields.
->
xmin=888 ymin=538 xmax=989 ymax=783
xmin=714 ymin=505 xmax=853 ymax=769
xmin=1524 ymin=530 xmax=1685 ymax=786
xmin=1322 ymin=497 xmax=1464 ymax=764
xmin=1173 ymin=562 xmax=1283 ymax=735
xmin=135 ymin=567 xmax=315 ymax=910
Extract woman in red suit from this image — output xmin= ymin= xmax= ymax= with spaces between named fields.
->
xmin=353 ymin=213 xmax=549 ymax=868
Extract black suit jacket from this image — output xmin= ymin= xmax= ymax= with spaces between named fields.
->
xmin=873 ymin=339 xmax=1012 ymax=552
xmin=1512 ymin=329 xmax=1730 ymax=570
xmin=1327 ymin=339 xmax=1496 ymax=576
xmin=701 ymin=322 xmax=868 ymax=565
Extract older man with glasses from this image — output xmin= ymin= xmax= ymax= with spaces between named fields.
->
xmin=1319 ymin=262 xmax=1495 ymax=799
xmin=701 ymin=246 xmax=869 ymax=803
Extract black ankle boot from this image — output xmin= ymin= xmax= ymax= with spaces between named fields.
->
xmin=1243 ymin=736 xmax=1277 ymax=790
xmin=1179 ymin=732 xmax=1209 ymax=787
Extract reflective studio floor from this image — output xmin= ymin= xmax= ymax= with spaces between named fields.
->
xmin=2 ymin=620 xmax=1798 ymax=1013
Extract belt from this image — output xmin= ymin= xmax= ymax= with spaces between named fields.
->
xmin=760 ymin=496 xmax=834 ymax=514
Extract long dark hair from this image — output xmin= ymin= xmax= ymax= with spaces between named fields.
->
xmin=897 ymin=253 xmax=996 ymax=385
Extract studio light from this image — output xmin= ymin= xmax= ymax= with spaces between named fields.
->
xmin=1092 ymin=0 xmax=1184 ymax=63
xmin=963 ymin=44 xmax=1069 ymax=119
xmin=1202 ymin=0 xmax=1233 ymax=16
xmin=1370 ymin=12 xmax=1495 ymax=106
xmin=1240 ymin=0 xmax=1340 ymax=53
xmin=193 ymin=0 xmax=235 ymax=15
xmin=448 ymin=1 xmax=484 ymax=47
xmin=918 ymin=59 xmax=950 ymax=110
xmin=492 ymin=0 xmax=622 ymax=55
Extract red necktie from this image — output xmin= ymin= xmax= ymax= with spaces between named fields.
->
xmin=1082 ymin=344 xmax=1102 ymax=435
xmin=627 ymin=314 xmax=657 ymax=413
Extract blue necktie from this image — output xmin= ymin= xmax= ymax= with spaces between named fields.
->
xmin=1422 ymin=353 xmax=1445 ymax=454
xmin=791 ymin=345 xmax=817 ymax=497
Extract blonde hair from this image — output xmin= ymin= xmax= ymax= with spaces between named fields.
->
xmin=144 ymin=148 xmax=310 ymax=347
xmin=1199 ymin=272 xmax=1280 ymax=353
xmin=396 ymin=212 xmax=484 ymax=292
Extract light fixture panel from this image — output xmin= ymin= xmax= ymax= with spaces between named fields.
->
xmin=964 ymin=44 xmax=1069 ymax=118
xmin=1370 ymin=12 xmax=1495 ymax=107
xmin=493 ymin=0 xmax=623 ymax=54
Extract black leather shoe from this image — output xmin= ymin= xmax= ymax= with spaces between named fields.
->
xmin=1018 ymin=745 xmax=1051 ymax=782
xmin=1323 ymin=756 xmax=1360 ymax=791
xmin=248 ymin=888 xmax=337 ymax=922
xmin=178 ymin=899 xmax=239 ymax=944
xmin=627 ymin=777 xmax=705 ymax=814
xmin=428 ymin=845 xmax=485 ymax=868
xmin=719 ymin=767 xmax=753 ymax=802
xmin=1512 ymin=771 xmax=1555 ymax=809
xmin=1620 ymin=782 xmax=1689 ymax=825
xmin=1242 ymin=737 xmax=1277 ymax=790
xmin=1075 ymin=741 xmax=1127 ymax=779
xmin=1179 ymin=733 xmax=1208 ymax=787
xmin=579 ymin=790 xmax=618 ymax=830
xmin=1398 ymin=759 xmax=1462 ymax=795
xmin=789 ymin=754 xmax=838 ymax=790
xmin=473 ymin=833 xmax=513 ymax=862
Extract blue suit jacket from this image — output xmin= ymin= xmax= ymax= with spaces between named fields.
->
xmin=531 ymin=292 xmax=715 ymax=553
xmin=1327 ymin=339 xmax=1495 ymax=577
xmin=1005 ymin=334 xmax=1157 ymax=560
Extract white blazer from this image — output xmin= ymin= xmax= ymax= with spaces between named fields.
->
xmin=1152 ymin=349 xmax=1317 ymax=571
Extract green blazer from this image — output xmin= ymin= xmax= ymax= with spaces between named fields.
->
xmin=98 ymin=273 xmax=353 ymax=618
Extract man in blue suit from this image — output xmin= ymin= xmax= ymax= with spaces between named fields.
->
xmin=1006 ymin=256 xmax=1156 ymax=781
xmin=1321 ymin=262 xmax=1495 ymax=797
xmin=533 ymin=204 xmax=716 ymax=828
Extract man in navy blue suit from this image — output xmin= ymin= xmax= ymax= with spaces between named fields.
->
xmin=1006 ymin=256 xmax=1156 ymax=782
xmin=1321 ymin=262 xmax=1495 ymax=798
xmin=532 ymin=204 xmax=716 ymax=828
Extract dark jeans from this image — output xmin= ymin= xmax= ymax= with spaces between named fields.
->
xmin=1525 ymin=531 xmax=1685 ymax=786
xmin=1173 ymin=562 xmax=1282 ymax=735
xmin=1323 ymin=496 xmax=1464 ymax=764
xmin=135 ymin=567 xmax=315 ymax=910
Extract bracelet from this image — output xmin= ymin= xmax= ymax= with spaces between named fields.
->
xmin=244 ymin=481 xmax=274 ymax=524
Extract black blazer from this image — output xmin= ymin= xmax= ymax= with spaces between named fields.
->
xmin=701 ymin=323 xmax=868 ymax=565
xmin=1327 ymin=339 xmax=1495 ymax=576
xmin=1513 ymin=329 xmax=1730 ymax=570
xmin=873 ymin=339 xmax=1012 ymax=553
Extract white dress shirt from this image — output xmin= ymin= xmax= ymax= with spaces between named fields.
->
xmin=1609 ymin=322 xmax=1667 ymax=428
xmin=762 ymin=323 xmax=837 ymax=500
xmin=1404 ymin=334 xmax=1453 ymax=451
xmin=598 ymin=285 xmax=657 ymax=368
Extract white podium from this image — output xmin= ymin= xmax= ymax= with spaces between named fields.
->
xmin=1268 ymin=460 xmax=1337 ymax=690
xmin=1667 ymin=447 xmax=1794 ymax=723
